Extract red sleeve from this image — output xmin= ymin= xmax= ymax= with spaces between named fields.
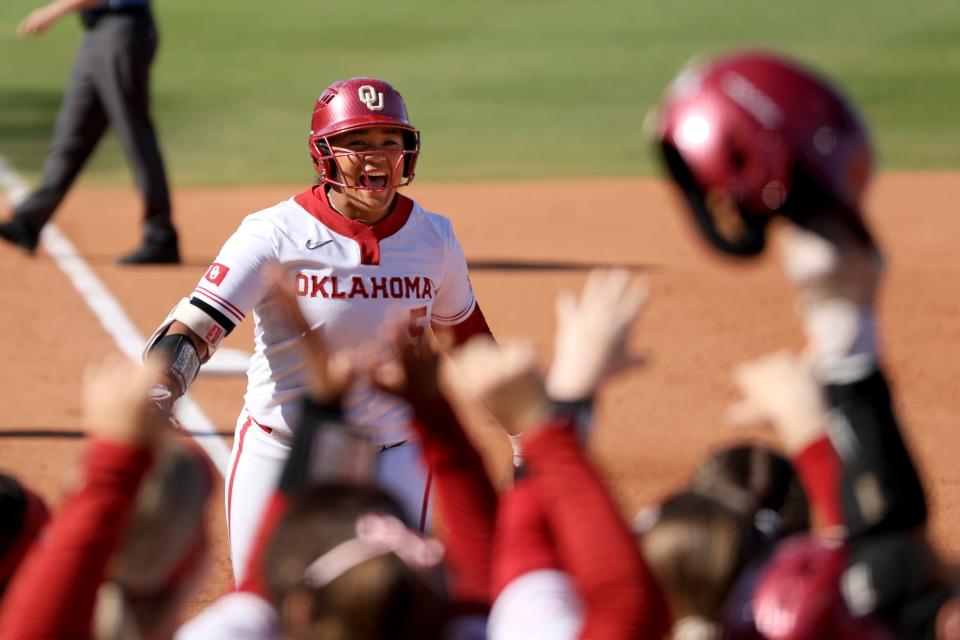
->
xmin=237 ymin=491 xmax=290 ymax=598
xmin=490 ymin=480 xmax=559 ymax=598
xmin=0 ymin=439 xmax=153 ymax=640
xmin=793 ymin=435 xmax=844 ymax=530
xmin=524 ymin=421 xmax=670 ymax=640
xmin=437 ymin=303 xmax=493 ymax=346
xmin=408 ymin=395 xmax=497 ymax=613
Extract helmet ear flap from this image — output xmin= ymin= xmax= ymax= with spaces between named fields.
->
xmin=400 ymin=130 xmax=419 ymax=179
xmin=312 ymin=139 xmax=338 ymax=181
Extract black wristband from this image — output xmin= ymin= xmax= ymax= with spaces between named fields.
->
xmin=150 ymin=334 xmax=201 ymax=397
xmin=548 ymin=398 xmax=595 ymax=442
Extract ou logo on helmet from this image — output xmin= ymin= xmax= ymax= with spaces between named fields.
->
xmin=358 ymin=85 xmax=384 ymax=111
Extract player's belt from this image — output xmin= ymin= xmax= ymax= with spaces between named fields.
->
xmin=252 ymin=417 xmax=407 ymax=453
xmin=251 ymin=418 xmax=292 ymax=446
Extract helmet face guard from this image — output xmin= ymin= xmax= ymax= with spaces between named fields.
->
xmin=310 ymin=129 xmax=420 ymax=192
xmin=654 ymin=52 xmax=873 ymax=258
xmin=308 ymin=77 xmax=421 ymax=191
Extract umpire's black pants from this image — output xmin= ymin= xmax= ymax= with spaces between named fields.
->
xmin=15 ymin=8 xmax=176 ymax=245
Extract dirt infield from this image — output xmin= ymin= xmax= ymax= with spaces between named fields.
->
xmin=1 ymin=171 xmax=959 ymax=617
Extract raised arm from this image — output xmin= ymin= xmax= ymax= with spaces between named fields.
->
xmin=143 ymin=217 xmax=276 ymax=418
xmin=455 ymin=270 xmax=668 ymax=639
xmin=0 ymin=358 xmax=163 ymax=638
xmin=371 ymin=325 xmax=498 ymax=613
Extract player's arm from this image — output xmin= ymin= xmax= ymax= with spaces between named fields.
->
xmin=167 ymin=322 xmax=209 ymax=360
xmin=0 ymin=359 xmax=158 ymax=638
xmin=144 ymin=216 xmax=277 ymax=415
xmin=144 ymin=322 xmax=210 ymax=415
xmin=453 ymin=271 xmax=659 ymax=637
xmin=143 ymin=299 xmax=232 ymax=417
xmin=372 ymin=324 xmax=498 ymax=611
xmin=430 ymin=223 xmax=494 ymax=345
xmin=17 ymin=0 xmax=102 ymax=36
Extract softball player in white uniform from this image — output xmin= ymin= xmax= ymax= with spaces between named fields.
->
xmin=145 ymin=77 xmax=492 ymax=582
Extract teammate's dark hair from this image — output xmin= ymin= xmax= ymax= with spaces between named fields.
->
xmin=691 ymin=444 xmax=809 ymax=539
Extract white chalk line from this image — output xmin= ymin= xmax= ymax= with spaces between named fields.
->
xmin=0 ymin=154 xmax=230 ymax=474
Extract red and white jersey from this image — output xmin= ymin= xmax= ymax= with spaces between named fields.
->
xmin=192 ymin=187 xmax=478 ymax=445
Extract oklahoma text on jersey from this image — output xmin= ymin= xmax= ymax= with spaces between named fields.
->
xmin=296 ymin=273 xmax=435 ymax=300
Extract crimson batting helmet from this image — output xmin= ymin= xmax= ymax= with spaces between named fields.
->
xmin=653 ymin=52 xmax=873 ymax=257
xmin=747 ymin=536 xmax=892 ymax=640
xmin=309 ymin=77 xmax=420 ymax=191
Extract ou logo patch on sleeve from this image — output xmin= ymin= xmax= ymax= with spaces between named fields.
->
xmin=205 ymin=263 xmax=230 ymax=285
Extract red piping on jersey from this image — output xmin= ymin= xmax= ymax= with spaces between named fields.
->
xmin=419 ymin=469 xmax=434 ymax=533
xmin=194 ymin=286 xmax=245 ymax=323
xmin=431 ymin=301 xmax=475 ymax=323
xmin=293 ymin=186 xmax=414 ymax=265
xmin=438 ymin=304 xmax=493 ymax=347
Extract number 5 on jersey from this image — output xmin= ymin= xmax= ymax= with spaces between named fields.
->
xmin=408 ymin=306 xmax=428 ymax=338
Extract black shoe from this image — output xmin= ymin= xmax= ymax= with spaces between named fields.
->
xmin=0 ymin=218 xmax=40 ymax=253
xmin=116 ymin=239 xmax=181 ymax=265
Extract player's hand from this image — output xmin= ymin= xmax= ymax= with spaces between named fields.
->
xmin=82 ymin=356 xmax=165 ymax=447
xmin=17 ymin=5 xmax=61 ymax=37
xmin=727 ymin=350 xmax=827 ymax=455
xmin=447 ymin=336 xmax=549 ymax=436
xmin=268 ymin=267 xmax=353 ymax=404
xmin=368 ymin=312 xmax=447 ymax=406
xmin=545 ymin=269 xmax=649 ymax=401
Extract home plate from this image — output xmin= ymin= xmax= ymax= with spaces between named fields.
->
xmin=201 ymin=348 xmax=251 ymax=376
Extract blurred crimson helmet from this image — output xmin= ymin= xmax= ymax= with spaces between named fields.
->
xmin=748 ymin=535 xmax=892 ymax=640
xmin=653 ymin=51 xmax=873 ymax=257
xmin=308 ymin=77 xmax=420 ymax=190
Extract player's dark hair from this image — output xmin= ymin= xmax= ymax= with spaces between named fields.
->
xmin=263 ymin=482 xmax=448 ymax=640
xmin=691 ymin=444 xmax=809 ymax=539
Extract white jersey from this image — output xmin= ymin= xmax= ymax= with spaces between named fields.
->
xmin=192 ymin=187 xmax=477 ymax=446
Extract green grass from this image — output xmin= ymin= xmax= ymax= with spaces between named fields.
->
xmin=1 ymin=0 xmax=959 ymax=186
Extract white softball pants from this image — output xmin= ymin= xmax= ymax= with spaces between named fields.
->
xmin=224 ymin=410 xmax=433 ymax=585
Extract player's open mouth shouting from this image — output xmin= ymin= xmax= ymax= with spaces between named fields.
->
xmin=360 ymin=168 xmax=389 ymax=190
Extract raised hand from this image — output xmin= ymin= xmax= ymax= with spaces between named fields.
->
xmin=268 ymin=267 xmax=353 ymax=403
xmin=82 ymin=356 xmax=164 ymax=446
xmin=447 ymin=336 xmax=547 ymax=436
xmin=727 ymin=350 xmax=827 ymax=455
xmin=545 ymin=269 xmax=649 ymax=401
xmin=368 ymin=313 xmax=447 ymax=406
